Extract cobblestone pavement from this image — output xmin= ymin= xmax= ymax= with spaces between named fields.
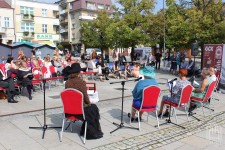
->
xmin=93 ymin=111 xmax=225 ymax=150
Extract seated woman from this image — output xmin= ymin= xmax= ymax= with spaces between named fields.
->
xmin=5 ymin=57 xmax=18 ymax=78
xmin=129 ymin=66 xmax=158 ymax=121
xmin=17 ymin=61 xmax=34 ymax=100
xmin=132 ymin=63 xmax=140 ymax=78
xmin=125 ymin=63 xmax=133 ymax=79
xmin=65 ymin=63 xmax=103 ymax=139
xmin=158 ymin=69 xmax=191 ymax=117
xmin=189 ymin=68 xmax=213 ymax=111
xmin=87 ymin=56 xmax=104 ymax=82
xmin=95 ymin=57 xmax=109 ymax=80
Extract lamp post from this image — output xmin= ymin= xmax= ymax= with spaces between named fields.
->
xmin=163 ymin=0 xmax=166 ymax=53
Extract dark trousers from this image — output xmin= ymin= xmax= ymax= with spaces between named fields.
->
xmin=0 ymin=78 xmax=15 ymax=100
xmin=155 ymin=60 xmax=161 ymax=70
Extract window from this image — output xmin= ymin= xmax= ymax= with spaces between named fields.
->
xmin=105 ymin=5 xmax=111 ymax=11
xmin=0 ymin=35 xmax=2 ymax=39
xmin=20 ymin=6 xmax=34 ymax=15
xmin=42 ymin=9 xmax=47 ymax=17
xmin=21 ymin=22 xmax=34 ymax=32
xmin=72 ymin=23 xmax=75 ymax=28
xmin=4 ymin=17 xmax=10 ymax=28
xmin=42 ymin=24 xmax=47 ymax=33
xmin=98 ymin=4 xmax=104 ymax=10
xmin=86 ymin=2 xmax=96 ymax=10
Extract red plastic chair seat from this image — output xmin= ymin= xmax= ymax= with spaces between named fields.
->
xmin=164 ymin=100 xmax=179 ymax=107
xmin=132 ymin=104 xmax=156 ymax=112
xmin=190 ymin=96 xmax=203 ymax=102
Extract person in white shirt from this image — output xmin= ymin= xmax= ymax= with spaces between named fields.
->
xmin=209 ymin=67 xmax=217 ymax=81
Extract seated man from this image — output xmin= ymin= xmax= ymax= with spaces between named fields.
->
xmin=128 ymin=66 xmax=158 ymax=121
xmin=0 ymin=69 xmax=19 ymax=103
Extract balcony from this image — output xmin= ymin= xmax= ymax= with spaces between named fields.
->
xmin=53 ymin=19 xmax=60 ymax=26
xmin=61 ymin=38 xmax=69 ymax=43
xmin=0 ymin=27 xmax=6 ymax=33
xmin=79 ymin=15 xmax=96 ymax=20
xmin=21 ymin=14 xmax=34 ymax=22
xmin=60 ymin=19 xmax=68 ymax=25
xmin=22 ymin=32 xmax=35 ymax=39
xmin=60 ymin=28 xmax=68 ymax=33
xmin=60 ymin=9 xmax=68 ymax=15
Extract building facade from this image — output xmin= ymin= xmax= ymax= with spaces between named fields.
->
xmin=0 ymin=0 xmax=15 ymax=45
xmin=58 ymin=0 xmax=112 ymax=51
xmin=10 ymin=0 xmax=60 ymax=47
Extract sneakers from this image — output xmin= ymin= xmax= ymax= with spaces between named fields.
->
xmin=128 ymin=113 xmax=142 ymax=122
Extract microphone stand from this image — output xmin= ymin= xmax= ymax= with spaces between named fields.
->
xmin=110 ymin=78 xmax=139 ymax=134
xmin=158 ymin=81 xmax=185 ymax=129
xmin=29 ymin=79 xmax=61 ymax=139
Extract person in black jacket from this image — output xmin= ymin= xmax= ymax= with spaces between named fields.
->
xmin=17 ymin=61 xmax=33 ymax=100
xmin=0 ymin=70 xmax=19 ymax=103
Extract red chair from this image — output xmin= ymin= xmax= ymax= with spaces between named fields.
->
xmin=130 ymin=85 xmax=161 ymax=130
xmin=211 ymin=76 xmax=220 ymax=101
xmin=60 ymin=88 xmax=87 ymax=144
xmin=163 ymin=85 xmax=193 ymax=123
xmin=41 ymin=66 xmax=48 ymax=78
xmin=191 ymin=81 xmax=216 ymax=116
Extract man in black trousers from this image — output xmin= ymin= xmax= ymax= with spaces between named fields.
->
xmin=155 ymin=50 xmax=162 ymax=70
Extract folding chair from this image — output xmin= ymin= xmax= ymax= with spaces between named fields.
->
xmin=191 ymin=81 xmax=216 ymax=116
xmin=162 ymin=85 xmax=193 ymax=123
xmin=211 ymin=76 xmax=220 ymax=101
xmin=60 ymin=88 xmax=87 ymax=144
xmin=130 ymin=85 xmax=161 ymax=130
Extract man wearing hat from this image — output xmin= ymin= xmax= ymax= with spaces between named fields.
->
xmin=128 ymin=66 xmax=158 ymax=121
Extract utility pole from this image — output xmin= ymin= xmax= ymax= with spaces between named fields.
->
xmin=163 ymin=0 xmax=166 ymax=53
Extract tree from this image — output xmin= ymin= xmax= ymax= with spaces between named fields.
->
xmin=81 ymin=10 xmax=112 ymax=54
xmin=115 ymin=0 xmax=155 ymax=61
xmin=165 ymin=0 xmax=225 ymax=49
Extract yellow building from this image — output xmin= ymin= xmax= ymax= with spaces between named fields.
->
xmin=11 ymin=0 xmax=60 ymax=47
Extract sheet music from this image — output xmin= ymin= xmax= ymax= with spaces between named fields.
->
xmin=166 ymin=79 xmax=176 ymax=91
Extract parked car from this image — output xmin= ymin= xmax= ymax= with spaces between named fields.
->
xmin=71 ymin=51 xmax=80 ymax=57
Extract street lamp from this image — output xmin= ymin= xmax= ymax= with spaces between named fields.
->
xmin=163 ymin=0 xmax=166 ymax=53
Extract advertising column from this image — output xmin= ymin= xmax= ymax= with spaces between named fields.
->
xmin=220 ymin=44 xmax=225 ymax=94
xmin=203 ymin=44 xmax=223 ymax=76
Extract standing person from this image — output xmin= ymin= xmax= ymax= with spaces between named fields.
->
xmin=31 ymin=48 xmax=36 ymax=57
xmin=170 ymin=53 xmax=177 ymax=74
xmin=187 ymin=58 xmax=195 ymax=76
xmin=163 ymin=52 xmax=170 ymax=70
xmin=112 ymin=49 xmax=119 ymax=70
xmin=17 ymin=61 xmax=34 ymax=100
xmin=91 ymin=49 xmax=97 ymax=59
xmin=65 ymin=63 xmax=103 ymax=139
xmin=119 ymin=52 xmax=127 ymax=66
xmin=180 ymin=58 xmax=188 ymax=69
xmin=36 ymin=49 xmax=42 ymax=60
xmin=155 ymin=50 xmax=162 ymax=70
xmin=128 ymin=66 xmax=158 ymax=121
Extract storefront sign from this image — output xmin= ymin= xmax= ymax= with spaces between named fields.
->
xmin=36 ymin=34 xmax=53 ymax=40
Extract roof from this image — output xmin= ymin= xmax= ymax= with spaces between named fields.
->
xmin=0 ymin=42 xmax=56 ymax=49
xmin=0 ymin=0 xmax=11 ymax=8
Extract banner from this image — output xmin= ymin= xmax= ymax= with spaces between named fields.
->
xmin=203 ymin=44 xmax=223 ymax=76
xmin=220 ymin=44 xmax=225 ymax=94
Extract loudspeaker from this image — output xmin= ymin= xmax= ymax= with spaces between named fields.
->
xmin=191 ymin=43 xmax=198 ymax=56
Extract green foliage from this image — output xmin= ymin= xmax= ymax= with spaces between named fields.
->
xmin=57 ymin=44 xmax=63 ymax=50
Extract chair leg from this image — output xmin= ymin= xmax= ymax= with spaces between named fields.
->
xmin=173 ymin=107 xmax=178 ymax=124
xmin=83 ymin=121 xmax=87 ymax=144
xmin=60 ymin=119 xmax=65 ymax=142
xmin=137 ymin=111 xmax=141 ymax=131
xmin=155 ymin=111 xmax=160 ymax=129
xmin=147 ymin=112 xmax=149 ymax=122
xmin=184 ymin=105 xmax=189 ymax=121
xmin=201 ymin=103 xmax=205 ymax=116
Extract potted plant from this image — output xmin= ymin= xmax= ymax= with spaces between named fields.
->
xmin=23 ymin=31 xmax=29 ymax=36
xmin=30 ymin=14 xmax=34 ymax=19
xmin=23 ymin=14 xmax=29 ymax=19
xmin=31 ymin=32 xmax=35 ymax=36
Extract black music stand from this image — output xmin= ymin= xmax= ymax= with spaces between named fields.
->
xmin=158 ymin=81 xmax=185 ymax=129
xmin=29 ymin=79 xmax=61 ymax=139
xmin=110 ymin=79 xmax=139 ymax=134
